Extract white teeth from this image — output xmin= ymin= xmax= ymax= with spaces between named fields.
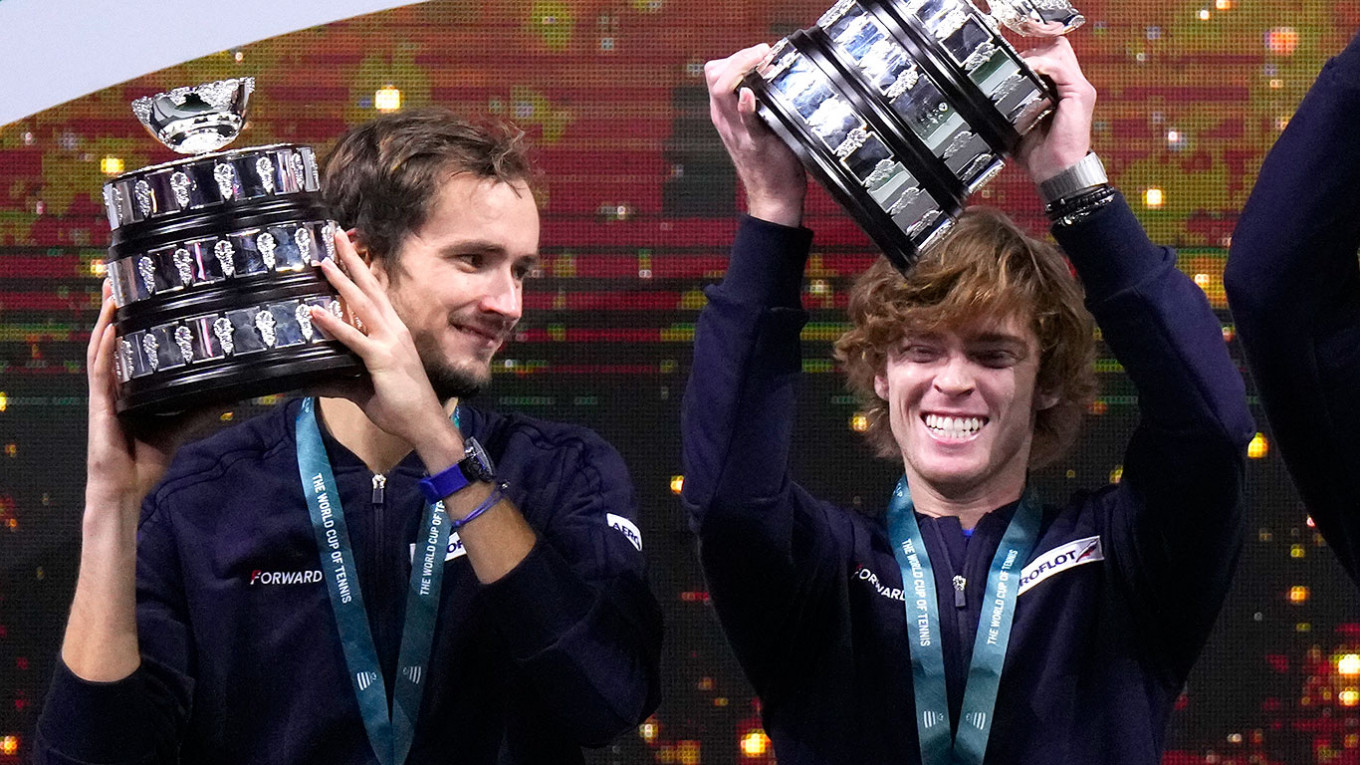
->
xmin=924 ymin=414 xmax=984 ymax=438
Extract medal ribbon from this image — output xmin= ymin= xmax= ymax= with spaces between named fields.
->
xmin=886 ymin=476 xmax=1042 ymax=765
xmin=296 ymin=398 xmax=454 ymax=765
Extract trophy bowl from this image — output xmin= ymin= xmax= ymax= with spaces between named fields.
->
xmin=132 ymin=78 xmax=255 ymax=155
xmin=984 ymin=0 xmax=1084 ymax=36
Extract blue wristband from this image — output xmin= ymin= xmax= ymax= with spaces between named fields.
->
xmin=418 ymin=460 xmax=471 ymax=503
xmin=449 ymin=483 xmax=506 ymax=530
xmin=417 ymin=437 xmax=495 ymax=504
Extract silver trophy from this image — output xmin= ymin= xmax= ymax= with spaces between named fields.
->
xmin=103 ymin=78 xmax=362 ymax=414
xmin=745 ymin=0 xmax=1083 ymax=272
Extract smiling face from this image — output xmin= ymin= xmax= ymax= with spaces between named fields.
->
xmin=873 ymin=311 xmax=1057 ymax=503
xmin=372 ymin=173 xmax=540 ymax=400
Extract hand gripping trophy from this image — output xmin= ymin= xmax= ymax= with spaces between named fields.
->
xmin=101 ymin=78 xmax=362 ymax=414
xmin=744 ymin=0 xmax=1083 ymax=272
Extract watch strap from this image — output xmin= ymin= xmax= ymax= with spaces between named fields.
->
xmin=418 ymin=458 xmax=472 ymax=504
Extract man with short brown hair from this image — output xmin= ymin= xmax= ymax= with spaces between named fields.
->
xmin=683 ymin=39 xmax=1252 ymax=764
xmin=36 ymin=109 xmax=662 ymax=764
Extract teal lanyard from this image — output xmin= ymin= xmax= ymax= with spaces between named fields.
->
xmin=295 ymin=398 xmax=455 ymax=765
xmin=885 ymin=476 xmax=1042 ymax=765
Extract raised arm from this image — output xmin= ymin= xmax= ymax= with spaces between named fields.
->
xmin=312 ymin=233 xmax=662 ymax=744
xmin=36 ymin=284 xmax=197 ymax=763
xmin=1024 ymin=38 xmax=1254 ymax=679
xmin=1224 ymin=29 xmax=1360 ymax=581
xmin=680 ymin=46 xmax=851 ymax=688
xmin=682 ymin=43 xmax=813 ymax=536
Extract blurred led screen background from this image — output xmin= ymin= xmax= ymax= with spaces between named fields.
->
xmin=2 ymin=1 xmax=1359 ymax=762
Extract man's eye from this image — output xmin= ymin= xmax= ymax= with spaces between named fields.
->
xmin=458 ymin=253 xmax=484 ymax=268
xmin=902 ymin=345 xmax=939 ymax=361
xmin=975 ymin=351 xmax=1015 ymax=367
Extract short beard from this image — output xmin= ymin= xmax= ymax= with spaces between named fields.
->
xmin=413 ymin=332 xmax=489 ymax=401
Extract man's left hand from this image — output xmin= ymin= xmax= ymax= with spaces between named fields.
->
xmin=1015 ymin=36 xmax=1096 ymax=185
xmin=309 ymin=231 xmax=457 ymax=455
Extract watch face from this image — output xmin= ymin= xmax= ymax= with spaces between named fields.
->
xmin=463 ymin=437 xmax=496 ymax=482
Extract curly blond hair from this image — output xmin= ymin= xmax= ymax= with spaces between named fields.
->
xmin=833 ymin=208 xmax=1097 ymax=468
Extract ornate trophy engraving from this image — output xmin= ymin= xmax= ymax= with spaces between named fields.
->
xmin=295 ymin=227 xmax=313 ymax=263
xmin=174 ymin=326 xmax=195 ymax=364
xmin=257 ymin=156 xmax=276 ymax=194
xmin=100 ymin=77 xmax=360 ymax=414
xmin=290 ymin=151 xmax=307 ymax=184
xmin=255 ymin=310 xmax=278 ymax=348
xmin=173 ymin=248 xmax=194 ymax=286
xmin=118 ymin=338 xmax=136 ymax=382
xmin=321 ymin=222 xmax=338 ymax=261
xmin=214 ymin=240 xmax=236 ymax=278
xmin=134 ymin=180 xmax=154 ymax=217
xmin=213 ymin=317 xmax=236 ymax=356
xmin=137 ymin=256 xmax=157 ymax=295
xmin=296 ymin=303 xmax=315 ymax=341
xmin=745 ymin=0 xmax=1082 ymax=273
xmin=142 ymin=333 xmax=160 ymax=373
xmin=213 ymin=162 xmax=238 ymax=200
xmin=170 ymin=171 xmax=192 ymax=208
xmin=986 ymin=0 xmax=1083 ymax=36
xmin=257 ymin=232 xmax=278 ymax=271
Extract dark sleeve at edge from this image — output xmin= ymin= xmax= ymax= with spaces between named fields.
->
xmin=1224 ymin=28 xmax=1360 ymax=581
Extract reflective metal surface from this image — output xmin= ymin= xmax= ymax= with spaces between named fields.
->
xmin=131 ymin=78 xmax=255 ymax=154
xmin=745 ymin=0 xmax=1073 ymax=271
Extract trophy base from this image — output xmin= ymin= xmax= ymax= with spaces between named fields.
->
xmin=111 ymin=273 xmax=362 ymax=416
xmin=116 ymin=344 xmax=365 ymax=417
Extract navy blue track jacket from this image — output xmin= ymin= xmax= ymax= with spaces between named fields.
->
xmin=36 ymin=399 xmax=663 ymax=764
xmin=1225 ymin=28 xmax=1360 ymax=583
xmin=682 ymin=201 xmax=1254 ymax=764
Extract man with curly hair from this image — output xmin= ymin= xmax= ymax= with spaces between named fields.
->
xmin=682 ymin=39 xmax=1253 ymax=764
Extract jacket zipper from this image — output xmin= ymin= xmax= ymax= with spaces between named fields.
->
xmin=928 ymin=522 xmax=968 ymax=610
xmin=927 ymin=520 xmax=972 ymax=706
xmin=372 ymin=473 xmax=387 ymax=506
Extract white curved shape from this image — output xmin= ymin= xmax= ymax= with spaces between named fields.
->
xmin=0 ymin=0 xmax=430 ymax=126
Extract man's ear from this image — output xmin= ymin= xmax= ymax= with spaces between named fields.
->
xmin=1035 ymin=390 xmax=1060 ymax=411
xmin=874 ymin=373 xmax=889 ymax=401
xmin=347 ymin=228 xmax=388 ymax=288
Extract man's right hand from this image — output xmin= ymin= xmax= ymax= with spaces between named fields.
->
xmin=64 ymin=282 xmax=200 ymax=682
xmin=85 ymin=283 xmax=182 ymax=515
xmin=705 ymin=44 xmax=807 ymax=228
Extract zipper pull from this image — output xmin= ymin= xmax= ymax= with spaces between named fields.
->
xmin=952 ymin=575 xmax=966 ymax=609
xmin=372 ymin=473 xmax=386 ymax=505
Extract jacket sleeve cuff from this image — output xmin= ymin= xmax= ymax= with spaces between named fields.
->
xmin=714 ymin=214 xmax=815 ymax=308
xmin=1051 ymin=191 xmax=1175 ymax=301
xmin=480 ymin=539 xmax=597 ymax=659
xmin=37 ymin=659 xmax=162 ymax=763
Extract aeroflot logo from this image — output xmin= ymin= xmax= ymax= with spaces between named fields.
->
xmin=250 ymin=569 xmax=324 ymax=585
xmin=1017 ymin=536 xmax=1103 ymax=595
xmin=606 ymin=513 xmax=643 ymax=552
